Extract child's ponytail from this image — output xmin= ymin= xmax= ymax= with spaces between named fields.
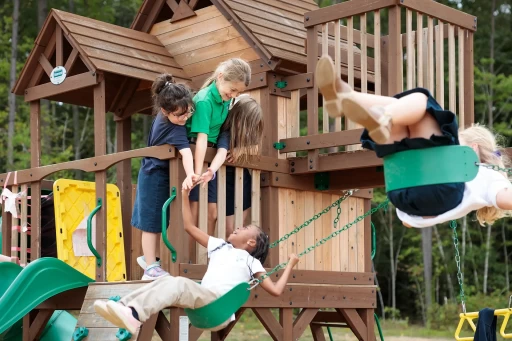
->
xmin=459 ymin=124 xmax=511 ymax=225
xmin=152 ymin=74 xmax=194 ymax=116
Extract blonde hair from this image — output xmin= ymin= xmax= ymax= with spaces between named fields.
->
xmin=201 ymin=58 xmax=252 ymax=89
xmin=221 ymin=96 xmax=263 ymax=164
xmin=459 ymin=123 xmax=511 ymax=225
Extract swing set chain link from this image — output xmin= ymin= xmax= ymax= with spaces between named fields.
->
xmin=476 ymin=163 xmax=512 ymax=176
xmin=333 ymin=199 xmax=342 ymax=228
xmin=255 ymin=199 xmax=390 ymax=285
xmin=450 ymin=220 xmax=467 ymax=314
xmin=269 ymin=190 xmax=356 ymax=249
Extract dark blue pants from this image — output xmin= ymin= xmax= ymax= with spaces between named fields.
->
xmin=474 ymin=308 xmax=497 ymax=341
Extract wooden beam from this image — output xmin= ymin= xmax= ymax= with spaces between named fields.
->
xmin=137 ymin=312 xmax=159 ymax=340
xmin=29 ymin=33 xmax=56 ymax=88
xmin=388 ymin=5 xmax=402 ymax=95
xmin=25 ymin=72 xmax=99 ymax=102
xmin=306 ymin=26 xmax=319 ymax=172
xmin=291 ymin=151 xmax=382 ymax=174
xmin=400 ymin=0 xmax=477 ymax=31
xmin=310 ymin=323 xmax=327 ymax=341
xmin=170 ymin=0 xmax=196 ymax=22
xmin=213 ymin=308 xmax=246 ymax=341
xmin=280 ymin=308 xmax=293 ymax=341
xmin=463 ymin=31 xmax=474 ymax=128
xmin=55 ymin=25 xmax=63 ymax=66
xmin=30 ymin=101 xmax=41 ymax=260
xmin=35 ymin=287 xmax=88 ymax=309
xmin=28 ymin=310 xmax=54 ymax=341
xmin=38 ymin=54 xmax=53 ymax=77
xmin=180 ymin=264 xmax=376 ymax=285
xmin=117 ymin=88 xmax=153 ymax=120
xmin=279 ymin=129 xmax=363 ymax=153
xmin=64 ymin=48 xmax=79 ymax=74
xmin=293 ymin=309 xmax=319 ymax=340
xmin=0 ymin=145 xmax=175 ymax=186
xmin=264 ymin=172 xmax=376 ymax=198
xmin=94 ymin=77 xmax=107 ymax=282
xmin=116 ymin=117 xmax=132 ymax=280
xmin=155 ymin=311 xmax=171 ymax=340
xmin=304 ymin=0 xmax=397 ymax=28
xmin=253 ymin=308 xmax=283 ymax=340
xmin=358 ymin=308 xmax=377 ymax=341
xmin=338 ymin=308 xmax=368 ymax=340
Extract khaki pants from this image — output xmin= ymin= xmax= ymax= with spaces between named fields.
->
xmin=120 ymin=276 xmax=231 ymax=331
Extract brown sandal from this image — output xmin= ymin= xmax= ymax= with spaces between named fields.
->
xmin=342 ymin=100 xmax=392 ymax=144
xmin=316 ymin=55 xmax=352 ymax=118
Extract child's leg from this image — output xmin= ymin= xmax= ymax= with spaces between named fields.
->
xmin=119 ymin=276 xmax=218 ymax=322
xmin=141 ymin=232 xmax=159 ymax=266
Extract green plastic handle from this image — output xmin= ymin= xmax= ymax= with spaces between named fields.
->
xmin=162 ymin=187 xmax=177 ymax=263
xmin=371 ymin=221 xmax=376 ymax=260
xmin=87 ymin=198 xmax=102 ymax=267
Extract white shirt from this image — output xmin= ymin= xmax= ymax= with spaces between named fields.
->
xmin=398 ymin=166 xmax=511 ymax=228
xmin=201 ymin=237 xmax=265 ymax=296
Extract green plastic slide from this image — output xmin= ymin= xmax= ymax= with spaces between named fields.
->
xmin=0 ymin=258 xmax=93 ymax=335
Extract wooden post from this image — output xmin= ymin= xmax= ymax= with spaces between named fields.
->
xmin=30 ymin=100 xmax=41 ymax=261
xmin=166 ymin=157 xmax=188 ymax=276
xmin=116 ymin=117 xmax=132 ymax=279
xmin=463 ymin=30 xmax=474 ymax=127
xmin=306 ymin=26 xmax=319 ymax=171
xmin=388 ymin=6 xmax=402 ymax=95
xmin=280 ymin=308 xmax=293 ymax=341
xmin=458 ymin=28 xmax=465 ymax=128
xmin=93 ymin=76 xmax=108 ymax=282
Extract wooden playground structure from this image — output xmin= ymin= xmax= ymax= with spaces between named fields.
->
xmin=1 ymin=0 xmax=477 ymax=340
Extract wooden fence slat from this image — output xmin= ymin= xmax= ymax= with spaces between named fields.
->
xmin=361 ymin=13 xmax=367 ymax=94
xmin=20 ymin=184 xmax=28 ymax=266
xmin=436 ymin=22 xmax=445 ymax=108
xmin=458 ymin=28 xmax=465 ymax=129
xmin=217 ymin=166 xmax=226 ymax=239
xmin=234 ymin=167 xmax=244 ymax=229
xmin=406 ymin=9 xmax=414 ymax=90
xmin=10 ymin=186 xmax=18 ymax=260
xmin=322 ymin=23 xmax=329 ymax=133
xmin=335 ymin=19 xmax=342 ymax=131
xmin=417 ymin=13 xmax=424 ymax=88
xmin=374 ymin=11 xmax=381 ymax=96
xmin=251 ymin=170 xmax=261 ymax=226
xmin=428 ymin=16 xmax=435 ymax=93
xmin=448 ymin=24 xmax=456 ymax=113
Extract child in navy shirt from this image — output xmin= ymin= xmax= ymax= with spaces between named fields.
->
xmin=132 ymin=74 xmax=197 ymax=280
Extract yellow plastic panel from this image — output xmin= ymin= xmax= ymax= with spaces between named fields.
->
xmin=53 ymin=179 xmax=126 ymax=282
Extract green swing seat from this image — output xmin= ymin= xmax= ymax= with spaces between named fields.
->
xmin=383 ymin=145 xmax=479 ymax=192
xmin=184 ymin=282 xmax=251 ymax=329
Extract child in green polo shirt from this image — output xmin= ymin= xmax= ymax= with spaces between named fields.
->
xmin=187 ymin=58 xmax=252 ymax=234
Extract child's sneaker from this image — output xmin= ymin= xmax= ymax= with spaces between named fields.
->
xmin=94 ymin=300 xmax=124 ymax=327
xmin=106 ymin=301 xmax=141 ymax=335
xmin=141 ymin=265 xmax=169 ymax=281
xmin=136 ymin=256 xmax=161 ymax=270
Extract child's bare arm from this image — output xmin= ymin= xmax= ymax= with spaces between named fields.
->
xmin=256 ymin=254 xmax=299 ymax=297
xmin=182 ymin=189 xmax=209 ymax=248
xmin=193 ymin=133 xmax=208 ymax=175
xmin=496 ymin=187 xmax=512 ymax=210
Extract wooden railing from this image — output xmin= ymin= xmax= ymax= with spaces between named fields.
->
xmin=276 ymin=0 xmax=476 ymax=171
xmin=0 ymin=145 xmax=285 ymax=280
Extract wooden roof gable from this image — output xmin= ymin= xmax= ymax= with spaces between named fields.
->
xmin=13 ymin=9 xmax=189 ymax=97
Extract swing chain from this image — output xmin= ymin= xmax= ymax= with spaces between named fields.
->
xmin=253 ymin=199 xmax=390 ymax=286
xmin=333 ymin=199 xmax=342 ymax=228
xmin=450 ymin=220 xmax=467 ymax=314
xmin=269 ymin=189 xmax=356 ymax=249
xmin=476 ymin=163 xmax=512 ymax=176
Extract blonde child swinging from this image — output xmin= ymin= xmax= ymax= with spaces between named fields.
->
xmin=316 ymin=55 xmax=512 ymax=228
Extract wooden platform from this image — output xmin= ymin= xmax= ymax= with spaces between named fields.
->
xmin=76 ymin=279 xmax=376 ymax=341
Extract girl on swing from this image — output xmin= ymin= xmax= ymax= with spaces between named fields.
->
xmin=316 ymin=55 xmax=512 ymax=228
xmin=94 ymin=186 xmax=299 ymax=334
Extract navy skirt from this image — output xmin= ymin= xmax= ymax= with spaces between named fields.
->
xmin=361 ymin=88 xmax=464 ymax=216
xmin=189 ymin=166 xmax=251 ymax=216
xmin=131 ymin=168 xmax=170 ymax=233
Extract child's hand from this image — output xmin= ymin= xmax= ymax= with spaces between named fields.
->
xmin=288 ymin=254 xmax=299 ymax=267
xmin=182 ymin=173 xmax=199 ymax=191
xmin=226 ymin=151 xmax=235 ymax=163
xmin=199 ymin=168 xmax=215 ymax=188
